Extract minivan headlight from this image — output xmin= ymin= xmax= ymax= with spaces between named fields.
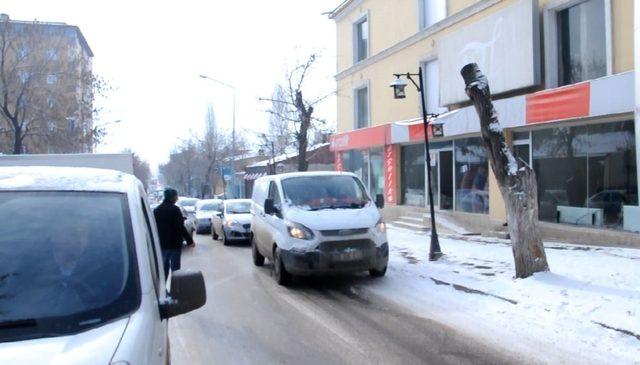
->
xmin=287 ymin=221 xmax=314 ymax=240
xmin=375 ymin=218 xmax=386 ymax=234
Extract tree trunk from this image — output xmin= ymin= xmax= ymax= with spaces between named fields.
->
xmin=297 ymin=115 xmax=310 ymax=172
xmin=13 ymin=126 xmax=22 ymax=154
xmin=461 ymin=63 xmax=549 ymax=279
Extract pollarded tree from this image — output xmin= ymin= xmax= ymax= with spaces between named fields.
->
xmin=461 ymin=63 xmax=549 ymax=279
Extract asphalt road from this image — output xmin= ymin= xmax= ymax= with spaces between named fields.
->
xmin=170 ymin=233 xmax=524 ymax=365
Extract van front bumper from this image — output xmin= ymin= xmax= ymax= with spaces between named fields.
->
xmin=280 ymin=241 xmax=388 ymax=275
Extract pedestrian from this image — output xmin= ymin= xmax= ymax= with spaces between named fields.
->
xmin=154 ymin=188 xmax=195 ymax=278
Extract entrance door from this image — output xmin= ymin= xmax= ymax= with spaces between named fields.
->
xmin=439 ymin=150 xmax=454 ymax=210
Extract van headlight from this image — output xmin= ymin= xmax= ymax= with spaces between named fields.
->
xmin=375 ymin=218 xmax=386 ymax=234
xmin=287 ymin=221 xmax=314 ymax=240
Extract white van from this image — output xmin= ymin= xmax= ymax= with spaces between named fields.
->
xmin=0 ymin=166 xmax=206 ymax=365
xmin=250 ymin=171 xmax=388 ymax=285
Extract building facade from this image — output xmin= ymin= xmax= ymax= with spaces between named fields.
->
xmin=329 ymin=0 xmax=639 ymax=233
xmin=0 ymin=14 xmax=94 ymax=154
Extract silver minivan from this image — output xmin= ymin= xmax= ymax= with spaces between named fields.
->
xmin=0 ymin=166 xmax=206 ymax=364
xmin=250 ymin=171 xmax=388 ymax=285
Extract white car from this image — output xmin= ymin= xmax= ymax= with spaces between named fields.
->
xmin=176 ymin=197 xmax=200 ymax=214
xmin=250 ymin=171 xmax=388 ymax=286
xmin=0 ymin=166 xmax=206 ymax=365
xmin=194 ymin=199 xmax=223 ymax=234
xmin=211 ymin=199 xmax=252 ymax=245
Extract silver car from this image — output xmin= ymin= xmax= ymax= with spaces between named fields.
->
xmin=0 ymin=166 xmax=206 ymax=364
xmin=212 ymin=199 xmax=252 ymax=245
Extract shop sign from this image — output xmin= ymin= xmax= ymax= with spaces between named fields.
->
xmin=384 ymin=145 xmax=397 ymax=205
xmin=334 ymin=152 xmax=344 ymax=172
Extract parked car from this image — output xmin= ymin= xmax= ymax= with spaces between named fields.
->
xmin=250 ymin=171 xmax=388 ymax=286
xmin=0 ymin=166 xmax=206 ymax=364
xmin=176 ymin=197 xmax=200 ymax=214
xmin=194 ymin=199 xmax=223 ymax=234
xmin=180 ymin=206 xmax=196 ymax=240
xmin=212 ymin=199 xmax=252 ymax=245
xmin=586 ymin=190 xmax=628 ymax=225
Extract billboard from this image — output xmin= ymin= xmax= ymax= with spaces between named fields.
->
xmin=438 ymin=0 xmax=540 ymax=105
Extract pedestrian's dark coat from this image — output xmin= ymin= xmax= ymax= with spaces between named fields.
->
xmin=153 ymin=200 xmax=194 ymax=250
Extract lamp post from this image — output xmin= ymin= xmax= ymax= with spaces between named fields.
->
xmin=199 ymin=74 xmax=237 ymax=198
xmin=390 ymin=69 xmax=442 ymax=261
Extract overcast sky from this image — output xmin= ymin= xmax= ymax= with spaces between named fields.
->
xmin=2 ymin=0 xmax=338 ymax=169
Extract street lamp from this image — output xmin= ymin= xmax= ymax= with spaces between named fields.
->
xmin=199 ymin=74 xmax=237 ymax=198
xmin=390 ymin=69 xmax=443 ymax=261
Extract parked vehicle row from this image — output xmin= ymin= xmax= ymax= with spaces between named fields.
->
xmin=211 ymin=199 xmax=252 ymax=245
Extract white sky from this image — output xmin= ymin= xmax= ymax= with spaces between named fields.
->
xmin=1 ymin=0 xmax=338 ymax=169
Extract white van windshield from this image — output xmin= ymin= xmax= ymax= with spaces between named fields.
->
xmin=281 ymin=175 xmax=370 ymax=211
xmin=0 ymin=191 xmax=139 ymax=343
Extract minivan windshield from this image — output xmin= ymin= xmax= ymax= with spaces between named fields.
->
xmin=281 ymin=175 xmax=370 ymax=211
xmin=226 ymin=201 xmax=251 ymax=214
xmin=0 ymin=191 xmax=139 ymax=343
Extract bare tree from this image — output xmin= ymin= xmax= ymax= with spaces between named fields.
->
xmin=0 ymin=19 xmax=96 ymax=154
xmin=260 ymin=54 xmax=332 ymax=171
xmin=461 ymin=63 xmax=549 ymax=278
xmin=130 ymin=152 xmax=151 ymax=191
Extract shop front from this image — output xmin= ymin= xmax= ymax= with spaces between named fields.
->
xmin=331 ymin=71 xmax=637 ymax=232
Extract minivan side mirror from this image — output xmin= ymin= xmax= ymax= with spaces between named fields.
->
xmin=160 ymin=269 xmax=206 ymax=319
xmin=375 ymin=194 xmax=385 ymax=209
xmin=264 ymin=198 xmax=275 ymax=215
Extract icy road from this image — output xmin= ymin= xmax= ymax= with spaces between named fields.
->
xmin=169 ymin=234 xmax=529 ymax=365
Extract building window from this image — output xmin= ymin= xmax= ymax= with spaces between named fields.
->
xmin=420 ymin=59 xmax=447 ymax=115
xmin=353 ymin=16 xmax=368 ymax=63
xmin=418 ymin=0 xmax=446 ymax=30
xmin=455 ymin=137 xmax=489 ymax=214
xmin=401 ymin=144 xmax=425 ymax=206
xmin=545 ymin=0 xmax=609 ymax=87
xmin=354 ymin=86 xmax=369 ymax=129
xmin=557 ymin=0 xmax=607 ymax=85
xmin=18 ymin=71 xmax=29 ymax=84
xmin=532 ymin=121 xmax=636 ymax=228
xmin=47 ymin=48 xmax=58 ymax=61
xmin=342 ymin=148 xmax=383 ymax=197
xmin=46 ymin=74 xmax=57 ymax=85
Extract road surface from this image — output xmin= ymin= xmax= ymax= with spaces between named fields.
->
xmin=170 ymin=234 xmax=527 ymax=365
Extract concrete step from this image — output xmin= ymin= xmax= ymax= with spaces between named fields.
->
xmin=390 ymin=220 xmax=430 ymax=232
xmin=484 ymin=230 xmax=510 ymax=240
xmin=399 ymin=215 xmax=424 ymax=223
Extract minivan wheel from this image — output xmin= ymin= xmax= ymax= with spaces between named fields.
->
xmin=252 ymin=239 xmax=265 ymax=266
xmin=273 ymin=247 xmax=292 ymax=286
xmin=369 ymin=265 xmax=387 ymax=277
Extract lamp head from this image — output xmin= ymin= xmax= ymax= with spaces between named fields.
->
xmin=390 ymin=77 xmax=408 ymax=99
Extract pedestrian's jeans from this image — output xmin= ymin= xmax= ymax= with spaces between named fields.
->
xmin=162 ymin=249 xmax=181 ymax=279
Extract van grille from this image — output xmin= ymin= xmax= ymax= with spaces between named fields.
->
xmin=242 ymin=223 xmax=251 ymax=229
xmin=320 ymin=228 xmax=368 ymax=236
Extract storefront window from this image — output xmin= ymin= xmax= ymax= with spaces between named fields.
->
xmin=532 ymin=121 xmax=636 ymax=228
xmin=455 ymin=137 xmax=489 ymax=214
xmin=343 ymin=150 xmax=369 ymax=190
xmin=401 ymin=144 xmax=425 ymax=206
xmin=369 ymin=148 xmax=384 ymax=197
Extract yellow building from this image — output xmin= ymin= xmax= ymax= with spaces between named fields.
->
xmin=328 ymin=0 xmax=639 ymax=237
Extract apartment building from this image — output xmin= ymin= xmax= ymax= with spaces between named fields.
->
xmin=328 ymin=0 xmax=639 ymax=239
xmin=0 ymin=14 xmax=94 ymax=154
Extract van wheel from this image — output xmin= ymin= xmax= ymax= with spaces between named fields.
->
xmin=369 ymin=266 xmax=387 ymax=277
xmin=273 ymin=247 xmax=292 ymax=286
xmin=252 ymin=238 xmax=264 ymax=266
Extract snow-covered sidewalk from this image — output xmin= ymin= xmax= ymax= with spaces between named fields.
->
xmin=367 ymin=227 xmax=640 ymax=365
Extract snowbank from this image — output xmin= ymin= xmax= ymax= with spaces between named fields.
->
xmin=367 ymin=227 xmax=640 ymax=365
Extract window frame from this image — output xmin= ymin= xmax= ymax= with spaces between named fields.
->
xmin=353 ymin=81 xmax=370 ymax=130
xmin=417 ymin=0 xmax=448 ymax=30
xmin=543 ymin=0 xmax=612 ymax=88
xmin=352 ymin=12 xmax=369 ymax=64
xmin=419 ymin=57 xmax=448 ymax=116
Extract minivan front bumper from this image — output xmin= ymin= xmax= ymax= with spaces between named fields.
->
xmin=280 ymin=241 xmax=388 ymax=275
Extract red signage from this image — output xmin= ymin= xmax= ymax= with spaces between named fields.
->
xmin=330 ymin=124 xmax=388 ymax=152
xmin=408 ymin=122 xmax=433 ymax=142
xmin=334 ymin=152 xmax=344 ymax=172
xmin=384 ymin=144 xmax=398 ymax=205
xmin=526 ymin=82 xmax=590 ymax=124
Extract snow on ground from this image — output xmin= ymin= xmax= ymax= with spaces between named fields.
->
xmin=366 ymin=227 xmax=640 ymax=365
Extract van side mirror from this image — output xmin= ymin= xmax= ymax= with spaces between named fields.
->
xmin=264 ymin=198 xmax=275 ymax=215
xmin=160 ymin=269 xmax=206 ymax=319
xmin=375 ymin=194 xmax=385 ymax=209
